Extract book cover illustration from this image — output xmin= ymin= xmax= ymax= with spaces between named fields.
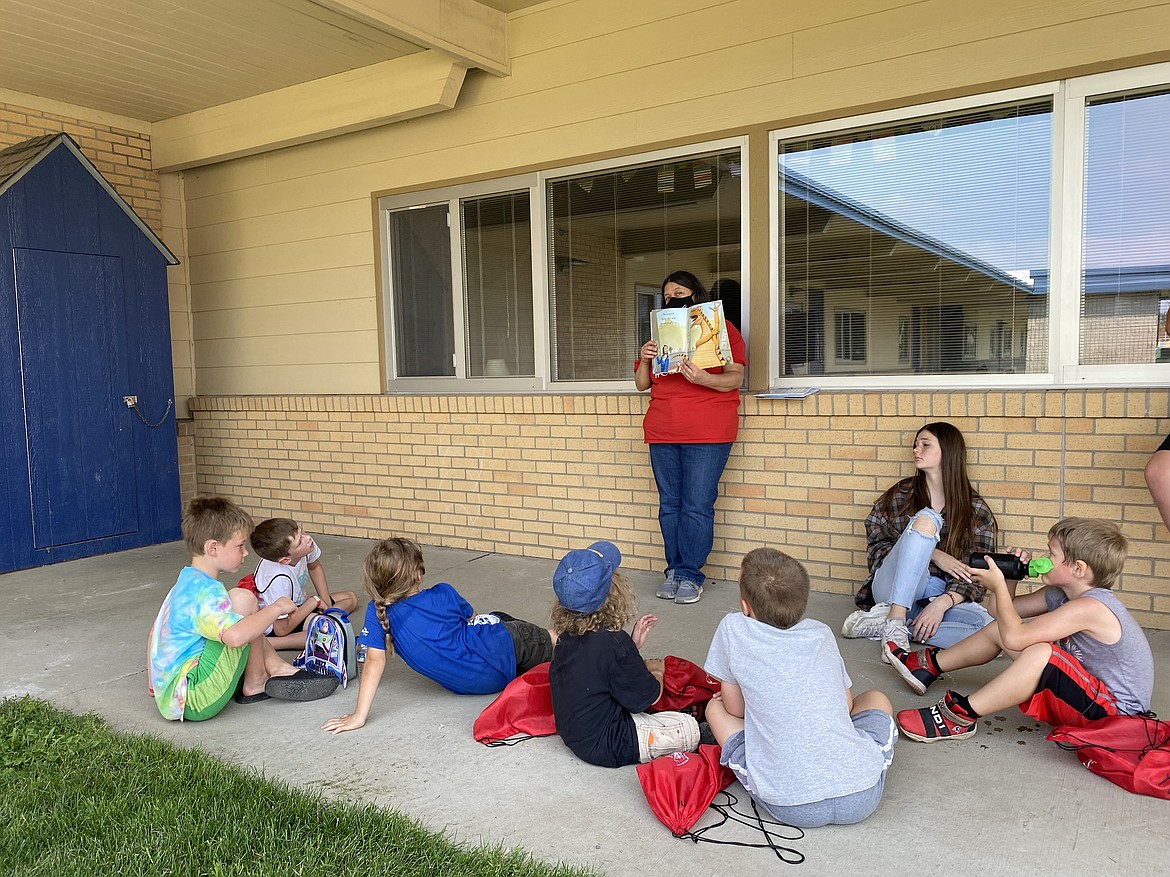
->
xmin=650 ymin=300 xmax=733 ymax=376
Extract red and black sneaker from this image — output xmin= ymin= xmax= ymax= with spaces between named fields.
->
xmin=897 ymin=690 xmax=978 ymax=742
xmin=886 ymin=644 xmax=942 ymax=695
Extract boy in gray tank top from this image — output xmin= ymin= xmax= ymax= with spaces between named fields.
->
xmin=888 ymin=518 xmax=1154 ymax=742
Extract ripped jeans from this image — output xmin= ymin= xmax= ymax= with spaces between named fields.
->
xmin=870 ymin=508 xmax=991 ymax=649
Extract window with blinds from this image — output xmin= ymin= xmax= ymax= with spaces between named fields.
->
xmin=388 ymin=204 xmax=455 ymax=378
xmin=1081 ymin=88 xmax=1170 ymax=366
xmin=384 ymin=189 xmax=535 ymax=383
xmin=377 ymin=64 xmax=1170 ymax=391
xmin=546 ymin=147 xmax=742 ymax=382
xmin=778 ymin=101 xmax=1052 ymax=378
xmin=461 ymin=191 xmax=535 ymax=378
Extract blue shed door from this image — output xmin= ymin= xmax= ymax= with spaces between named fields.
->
xmin=15 ymin=248 xmax=139 ymax=548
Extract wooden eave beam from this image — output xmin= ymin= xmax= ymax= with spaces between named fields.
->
xmin=308 ymin=0 xmax=510 ymax=77
xmin=151 ymin=51 xmax=466 ymax=172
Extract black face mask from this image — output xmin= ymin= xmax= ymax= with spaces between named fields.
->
xmin=666 ymin=296 xmax=695 ymax=309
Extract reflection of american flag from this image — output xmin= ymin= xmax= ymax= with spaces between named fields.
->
xmin=694 ymin=164 xmax=713 ymax=188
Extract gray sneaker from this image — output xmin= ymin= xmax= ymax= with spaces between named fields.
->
xmin=264 ymin=670 xmax=339 ymax=702
xmin=841 ymin=602 xmax=892 ymax=640
xmin=880 ymin=618 xmax=911 ymax=664
xmin=655 ymin=570 xmax=679 ymax=600
xmin=674 ymin=578 xmax=703 ymax=604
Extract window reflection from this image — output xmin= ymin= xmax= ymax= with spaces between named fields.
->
xmin=779 ymin=102 xmax=1051 ymax=376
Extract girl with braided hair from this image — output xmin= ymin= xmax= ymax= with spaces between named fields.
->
xmin=323 ymin=536 xmax=556 ymax=734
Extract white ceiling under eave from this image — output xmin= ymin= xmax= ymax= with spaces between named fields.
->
xmin=0 ymin=0 xmax=537 ymax=170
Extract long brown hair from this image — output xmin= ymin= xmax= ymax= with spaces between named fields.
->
xmin=878 ymin=422 xmax=992 ymax=559
xmin=362 ymin=537 xmax=425 ymax=651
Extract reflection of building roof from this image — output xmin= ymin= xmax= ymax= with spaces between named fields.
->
xmin=785 ymin=167 xmax=1170 ymax=298
xmin=784 ymin=167 xmax=1034 ymax=293
xmin=1031 ymin=266 xmax=1170 ymax=295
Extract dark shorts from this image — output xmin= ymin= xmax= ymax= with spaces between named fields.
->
xmin=1159 ymin=432 xmax=1170 ymax=452
xmin=493 ymin=612 xmax=553 ymax=673
xmin=1019 ymin=643 xmax=1120 ymax=727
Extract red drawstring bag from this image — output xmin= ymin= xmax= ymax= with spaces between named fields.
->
xmin=651 ymin=656 xmax=721 ymax=714
xmin=475 ymin=655 xmax=722 ymax=746
xmin=1048 ymin=713 xmax=1170 ymax=799
xmin=637 ymin=745 xmax=807 ymax=862
xmin=636 ymin=744 xmax=735 ymax=834
xmin=235 ymin=573 xmax=258 ymax=593
xmin=473 ymin=662 xmax=556 ymax=746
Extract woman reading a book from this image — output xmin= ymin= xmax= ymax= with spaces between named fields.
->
xmin=635 ymin=270 xmax=746 ymax=606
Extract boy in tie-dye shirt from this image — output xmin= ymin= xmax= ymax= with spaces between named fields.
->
xmin=148 ymin=497 xmax=337 ymax=721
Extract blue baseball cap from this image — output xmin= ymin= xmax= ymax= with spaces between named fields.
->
xmin=553 ymin=541 xmax=622 ymax=614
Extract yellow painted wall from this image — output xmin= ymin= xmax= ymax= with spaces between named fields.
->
xmin=181 ymin=0 xmax=1170 ymax=395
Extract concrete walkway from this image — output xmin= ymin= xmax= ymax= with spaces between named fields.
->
xmin=5 ymin=536 xmax=1168 ymax=876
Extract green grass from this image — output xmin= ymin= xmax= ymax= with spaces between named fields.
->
xmin=0 ymin=697 xmax=595 ymax=877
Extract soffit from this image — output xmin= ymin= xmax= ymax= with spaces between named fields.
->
xmin=0 ymin=0 xmax=541 ymax=123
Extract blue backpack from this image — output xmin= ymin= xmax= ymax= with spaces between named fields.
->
xmin=294 ymin=608 xmax=356 ymax=688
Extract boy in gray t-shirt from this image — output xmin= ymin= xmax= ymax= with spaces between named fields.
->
xmin=704 ymin=548 xmax=897 ymax=828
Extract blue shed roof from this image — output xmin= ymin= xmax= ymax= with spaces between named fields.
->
xmin=0 ymin=132 xmax=178 ymax=265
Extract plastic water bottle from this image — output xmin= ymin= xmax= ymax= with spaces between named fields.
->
xmin=356 ymin=643 xmax=368 ymax=674
xmin=969 ymin=553 xmax=1054 ymax=579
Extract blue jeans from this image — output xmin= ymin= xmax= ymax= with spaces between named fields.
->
xmin=721 ymin=711 xmax=896 ymax=827
xmin=870 ymin=508 xmax=991 ymax=648
xmin=648 ymin=442 xmax=732 ymax=585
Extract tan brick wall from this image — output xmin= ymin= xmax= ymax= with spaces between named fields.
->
xmin=0 ymin=99 xmax=161 ymax=235
xmin=190 ymin=388 xmax=1170 ymax=630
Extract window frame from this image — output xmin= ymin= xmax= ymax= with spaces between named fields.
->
xmin=768 ymin=82 xmax=1059 ymax=390
xmin=379 ymin=174 xmax=547 ymax=393
xmin=769 ymin=64 xmax=1170 ymax=390
xmin=834 ymin=311 xmax=867 ymax=364
xmin=378 ymin=137 xmax=750 ymax=393
xmin=1058 ymin=61 xmax=1170 ymax=387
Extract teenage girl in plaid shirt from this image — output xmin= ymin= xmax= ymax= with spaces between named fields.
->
xmin=842 ymin=423 xmax=999 ymax=660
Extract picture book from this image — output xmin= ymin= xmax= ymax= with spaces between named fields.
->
xmin=650 ymin=300 xmax=733 ymax=376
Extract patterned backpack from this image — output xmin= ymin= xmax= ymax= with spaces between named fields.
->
xmin=294 ymin=608 xmax=357 ymax=688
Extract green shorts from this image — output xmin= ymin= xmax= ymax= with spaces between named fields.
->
xmin=184 ymin=639 xmax=249 ymax=722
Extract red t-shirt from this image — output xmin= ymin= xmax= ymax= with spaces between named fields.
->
xmin=638 ymin=322 xmax=747 ymax=444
